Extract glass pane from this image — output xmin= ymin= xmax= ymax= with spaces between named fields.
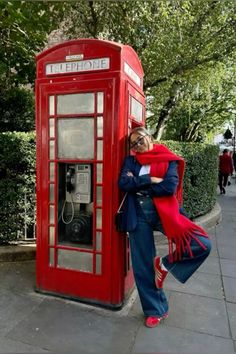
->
xmin=49 ymin=163 xmax=54 ymax=181
xmin=49 ymin=184 xmax=54 ymax=202
xmin=57 ymin=118 xmax=94 ymax=159
xmin=49 ymin=96 xmax=55 ymax=116
xmin=97 ymin=92 xmax=104 ymax=114
xmin=96 ymin=186 xmax=102 ymax=205
xmin=96 ymin=254 xmax=102 ymax=274
xmin=96 ymin=209 xmax=102 ymax=229
xmin=49 ymin=140 xmax=55 ymax=160
xmin=96 ymin=231 xmax=102 ymax=251
xmin=49 ymin=205 xmax=55 ymax=224
xmin=97 ymin=116 xmax=103 ymax=137
xmin=58 ymin=249 xmax=93 ymax=272
xmin=97 ymin=140 xmax=103 ymax=160
xmin=96 ymin=164 xmax=103 ymax=183
xmin=49 ymin=248 xmax=54 ymax=266
xmin=131 ymin=97 xmax=143 ymax=122
xmin=57 ymin=93 xmax=94 ymax=114
xmin=49 ymin=226 xmax=54 ymax=245
xmin=49 ymin=119 xmax=55 ymax=138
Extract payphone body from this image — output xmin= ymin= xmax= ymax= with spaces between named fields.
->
xmin=36 ymin=39 xmax=145 ymax=308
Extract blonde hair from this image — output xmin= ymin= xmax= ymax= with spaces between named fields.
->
xmin=128 ymin=126 xmax=152 ymax=144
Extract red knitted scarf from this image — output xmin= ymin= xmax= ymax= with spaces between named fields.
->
xmin=136 ymin=144 xmax=208 ymax=262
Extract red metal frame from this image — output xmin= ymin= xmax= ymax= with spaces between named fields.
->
xmin=35 ymin=39 xmax=145 ymax=308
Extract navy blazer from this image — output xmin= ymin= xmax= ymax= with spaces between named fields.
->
xmin=118 ymin=156 xmax=182 ymax=232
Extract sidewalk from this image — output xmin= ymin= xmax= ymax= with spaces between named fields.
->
xmin=0 ymin=183 xmax=235 ymax=353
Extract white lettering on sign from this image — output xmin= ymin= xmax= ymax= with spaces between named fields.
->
xmin=46 ymin=57 xmax=110 ymax=75
xmin=124 ymin=62 xmax=141 ymax=87
xmin=65 ymin=54 xmax=84 ymax=61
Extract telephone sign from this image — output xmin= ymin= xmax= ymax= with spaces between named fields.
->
xmin=35 ymin=38 xmax=145 ymax=308
xmin=46 ymin=57 xmax=110 ymax=75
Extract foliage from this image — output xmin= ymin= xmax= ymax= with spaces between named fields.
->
xmin=0 ymin=1 xmax=70 ymax=87
xmin=0 ymin=86 xmax=35 ymax=132
xmin=160 ymin=140 xmax=219 ymax=219
xmin=62 ymin=0 xmax=236 ymax=141
xmin=0 ymin=131 xmax=36 ymax=244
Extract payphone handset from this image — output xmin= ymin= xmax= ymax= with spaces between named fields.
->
xmin=66 ymin=164 xmax=92 ymax=204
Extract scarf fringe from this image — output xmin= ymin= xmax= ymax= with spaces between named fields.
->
xmin=167 ymin=228 xmax=208 ymax=262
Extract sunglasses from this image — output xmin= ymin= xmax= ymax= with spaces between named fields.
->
xmin=130 ymin=134 xmax=148 ymax=150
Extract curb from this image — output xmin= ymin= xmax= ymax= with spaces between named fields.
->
xmin=0 ymin=244 xmax=36 ymax=263
xmin=194 ymin=202 xmax=222 ymax=230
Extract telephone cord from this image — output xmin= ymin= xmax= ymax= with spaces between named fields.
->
xmin=61 ymin=194 xmax=75 ymax=224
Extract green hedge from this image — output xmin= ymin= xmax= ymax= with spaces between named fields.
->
xmin=0 ymin=133 xmax=218 ymax=243
xmin=0 ymin=132 xmax=36 ymax=244
xmin=160 ymin=140 xmax=219 ymax=219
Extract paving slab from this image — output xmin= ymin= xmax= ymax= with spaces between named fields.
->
xmin=6 ymin=297 xmax=139 ymax=353
xmin=227 ymin=302 xmax=236 ymax=340
xmin=167 ymin=292 xmax=230 ymax=337
xmin=223 ymin=276 xmax=236 ymax=303
xmin=0 ymin=337 xmax=49 ymax=354
xmin=165 ymin=271 xmax=223 ymax=299
xmin=218 ymin=244 xmax=236 ymax=261
xmin=132 ymin=325 xmax=235 ymax=353
xmin=220 ymin=259 xmax=236 ymax=278
xmin=197 ymin=253 xmax=220 ymax=275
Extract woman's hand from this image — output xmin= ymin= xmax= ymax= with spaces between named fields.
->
xmin=127 ymin=171 xmax=134 ymax=177
xmin=151 ymin=177 xmax=163 ymax=184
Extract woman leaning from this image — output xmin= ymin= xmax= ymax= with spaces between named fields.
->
xmin=118 ymin=126 xmax=211 ymax=328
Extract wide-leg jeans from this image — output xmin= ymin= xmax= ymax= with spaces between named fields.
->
xmin=128 ymin=195 xmax=211 ymax=317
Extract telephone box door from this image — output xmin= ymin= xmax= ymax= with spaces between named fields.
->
xmin=36 ymin=78 xmax=124 ymax=305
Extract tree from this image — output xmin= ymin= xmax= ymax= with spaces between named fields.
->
xmin=0 ymin=1 xmax=70 ymax=87
xmin=63 ymin=0 xmax=236 ymax=141
xmin=0 ymin=86 xmax=35 ymax=132
xmin=0 ymin=1 xmax=71 ymax=132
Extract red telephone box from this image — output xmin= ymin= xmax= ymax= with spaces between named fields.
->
xmin=35 ymin=38 xmax=145 ymax=308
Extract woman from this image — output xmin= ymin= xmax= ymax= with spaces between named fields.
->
xmin=118 ymin=126 xmax=211 ymax=328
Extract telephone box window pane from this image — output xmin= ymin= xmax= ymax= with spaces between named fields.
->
xmin=96 ymin=231 xmax=102 ymax=251
xmin=96 ymin=254 xmax=102 ymax=274
xmin=96 ymin=186 xmax=102 ymax=205
xmin=49 ymin=205 xmax=55 ymax=223
xmin=49 ymin=96 xmax=55 ymax=116
xmin=57 ymin=93 xmax=94 ymax=114
xmin=49 ymin=140 xmax=55 ymax=159
xmin=97 ymin=116 xmax=103 ymax=137
xmin=49 ymin=184 xmax=54 ymax=202
xmin=49 ymin=226 xmax=54 ymax=245
xmin=97 ymin=92 xmax=104 ymax=114
xmin=58 ymin=249 xmax=93 ymax=272
xmin=97 ymin=140 xmax=103 ymax=160
xmin=49 ymin=163 xmax=54 ymax=181
xmin=96 ymin=209 xmax=102 ymax=229
xmin=96 ymin=164 xmax=103 ymax=183
xmin=58 ymin=118 xmax=94 ymax=159
xmin=49 ymin=119 xmax=55 ymax=138
xmin=49 ymin=248 xmax=54 ymax=266
xmin=131 ymin=97 xmax=143 ymax=122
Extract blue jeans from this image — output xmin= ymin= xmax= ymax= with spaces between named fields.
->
xmin=128 ymin=195 xmax=211 ymax=317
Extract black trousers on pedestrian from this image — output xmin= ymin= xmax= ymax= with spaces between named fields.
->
xmin=219 ymin=172 xmax=229 ymax=192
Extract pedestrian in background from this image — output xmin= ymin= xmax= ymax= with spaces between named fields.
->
xmin=118 ymin=126 xmax=211 ymax=328
xmin=219 ymin=149 xmax=233 ymax=194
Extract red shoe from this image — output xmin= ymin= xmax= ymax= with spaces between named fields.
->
xmin=145 ymin=313 xmax=168 ymax=328
xmin=154 ymin=256 xmax=168 ymax=288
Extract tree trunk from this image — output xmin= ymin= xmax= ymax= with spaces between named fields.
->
xmin=153 ymin=81 xmax=182 ymax=139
